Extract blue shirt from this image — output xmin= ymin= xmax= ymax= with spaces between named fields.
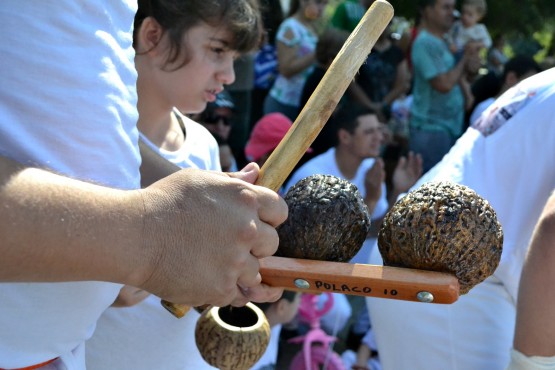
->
xmin=410 ymin=30 xmax=464 ymax=138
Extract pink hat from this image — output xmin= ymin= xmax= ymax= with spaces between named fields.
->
xmin=245 ymin=113 xmax=294 ymax=162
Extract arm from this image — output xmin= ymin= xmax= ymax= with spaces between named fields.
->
xmin=352 ymin=343 xmax=372 ymax=370
xmin=139 ymin=138 xmax=180 ymax=187
xmin=513 ymin=191 xmax=555 ymax=356
xmin=429 ymin=41 xmax=481 ymax=94
xmin=382 ymin=59 xmax=411 ymax=107
xmin=0 ymin=155 xmax=288 ymax=307
xmin=276 ymin=29 xmax=315 ymax=78
xmin=429 ymin=58 xmax=466 ymax=93
xmin=346 ymin=80 xmax=383 ymax=113
xmin=0 ymin=155 xmax=146 ymax=284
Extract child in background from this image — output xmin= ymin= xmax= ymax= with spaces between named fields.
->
xmin=245 ymin=112 xmax=313 ymax=191
xmin=448 ymin=0 xmax=492 ymax=61
xmin=245 ymin=112 xmax=294 ymax=166
xmin=251 ymin=291 xmax=301 ymax=370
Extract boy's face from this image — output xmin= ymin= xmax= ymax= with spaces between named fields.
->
xmin=157 ymin=21 xmax=238 ymax=115
xmin=461 ymin=4 xmax=483 ymax=27
xmin=343 ymin=114 xmax=384 ymax=159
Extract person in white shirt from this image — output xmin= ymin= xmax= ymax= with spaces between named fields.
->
xmin=0 ymin=1 xmax=286 ymax=368
xmin=470 ymin=55 xmax=541 ymax=125
xmin=367 ymin=67 xmax=555 ymax=370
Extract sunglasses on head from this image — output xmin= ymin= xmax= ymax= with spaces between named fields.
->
xmin=204 ymin=114 xmax=232 ymax=126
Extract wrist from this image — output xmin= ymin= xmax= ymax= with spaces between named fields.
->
xmin=118 ymin=188 xmax=159 ymax=288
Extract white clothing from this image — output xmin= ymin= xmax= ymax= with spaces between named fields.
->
xmin=285 ymin=147 xmax=388 ymax=335
xmin=251 ymin=324 xmax=282 ymax=370
xmin=449 ymin=21 xmax=492 ymax=52
xmin=86 ymin=113 xmax=220 ymax=369
xmin=0 ymin=1 xmax=139 ymax=369
xmin=269 ymin=17 xmax=317 ymax=108
xmin=470 ymin=96 xmax=495 ymax=126
xmin=138 ymin=112 xmax=221 ymax=172
xmin=367 ymin=68 xmax=555 ymax=370
xmin=506 ymin=348 xmax=555 ymax=370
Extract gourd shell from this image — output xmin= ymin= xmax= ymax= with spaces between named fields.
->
xmin=276 ymin=174 xmax=371 ymax=262
xmin=378 ymin=181 xmax=503 ymax=294
xmin=195 ymin=303 xmax=270 ymax=370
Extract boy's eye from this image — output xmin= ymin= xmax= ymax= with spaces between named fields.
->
xmin=212 ymin=47 xmax=225 ymax=55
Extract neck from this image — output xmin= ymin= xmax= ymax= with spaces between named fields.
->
xmin=136 ymin=68 xmax=185 ymax=151
xmin=334 ymin=147 xmax=363 ymax=180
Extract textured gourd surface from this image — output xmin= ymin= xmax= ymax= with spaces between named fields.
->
xmin=276 ymin=174 xmax=371 ymax=262
xmin=195 ymin=304 xmax=270 ymax=370
xmin=378 ymin=181 xmax=503 ymax=294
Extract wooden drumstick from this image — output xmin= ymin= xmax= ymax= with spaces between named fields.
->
xmin=161 ymin=0 xmax=439 ymax=319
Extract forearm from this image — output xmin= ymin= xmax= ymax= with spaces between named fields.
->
xmin=347 ymin=81 xmax=381 ymax=111
xmin=0 ymin=155 xmax=148 ymax=286
xmin=139 ymin=138 xmax=180 ymax=187
xmin=513 ymin=191 xmax=555 ymax=356
xmin=382 ymin=62 xmax=410 ymax=106
xmin=431 ymin=59 xmax=465 ymax=93
xmin=278 ymin=51 xmax=315 ymax=78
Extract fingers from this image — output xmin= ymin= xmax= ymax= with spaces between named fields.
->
xmin=257 ymin=190 xmax=288 ymax=228
xmin=232 ymin=283 xmax=284 ymax=307
xmin=227 ymin=162 xmax=260 ymax=184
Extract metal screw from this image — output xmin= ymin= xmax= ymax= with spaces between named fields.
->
xmin=294 ymin=279 xmax=310 ymax=289
xmin=417 ymin=291 xmax=434 ymax=303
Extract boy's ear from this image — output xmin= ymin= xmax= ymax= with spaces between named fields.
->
xmin=337 ymin=128 xmax=351 ymax=144
xmin=136 ymin=16 xmax=164 ymax=54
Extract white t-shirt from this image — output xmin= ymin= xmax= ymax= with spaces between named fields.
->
xmin=470 ymin=96 xmax=495 ymax=126
xmin=86 ymin=113 xmax=220 ymax=369
xmin=421 ymin=69 xmax=555 ymax=300
xmin=367 ymin=68 xmax=555 ymax=370
xmin=0 ymin=1 xmax=139 ymax=369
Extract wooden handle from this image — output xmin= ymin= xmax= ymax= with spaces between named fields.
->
xmin=163 ymin=1 xmax=394 ymax=318
xmin=260 ymin=256 xmax=460 ymax=304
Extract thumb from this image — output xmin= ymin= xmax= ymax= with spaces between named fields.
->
xmin=227 ymin=162 xmax=260 ymax=185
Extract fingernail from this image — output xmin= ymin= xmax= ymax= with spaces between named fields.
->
xmin=240 ymin=162 xmax=257 ymax=173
